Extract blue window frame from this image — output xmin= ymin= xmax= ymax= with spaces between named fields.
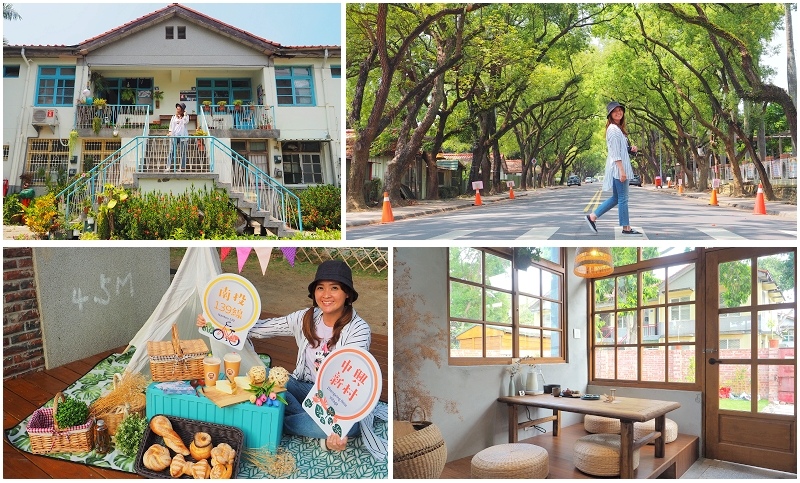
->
xmin=36 ymin=66 xmax=75 ymax=106
xmin=197 ymin=78 xmax=252 ymax=106
xmin=330 ymin=65 xmax=341 ymax=78
xmin=275 ymin=66 xmax=315 ymax=106
xmin=4 ymin=65 xmax=20 ymax=78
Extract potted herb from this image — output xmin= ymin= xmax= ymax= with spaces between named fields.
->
xmin=202 ymin=100 xmax=212 ymax=113
xmin=153 ymin=90 xmax=164 ymax=109
xmin=115 ymin=413 xmax=147 ymax=456
xmin=54 ymin=394 xmax=90 ymax=429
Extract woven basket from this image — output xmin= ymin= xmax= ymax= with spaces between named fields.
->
xmin=27 ymin=392 xmax=95 ymax=454
xmin=393 ymin=408 xmax=447 ymax=479
xmin=95 ymin=373 xmax=147 ymax=436
xmin=147 ymin=324 xmax=208 ymax=382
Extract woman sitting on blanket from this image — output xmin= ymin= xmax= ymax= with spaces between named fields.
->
xmin=197 ymin=260 xmax=369 ymax=452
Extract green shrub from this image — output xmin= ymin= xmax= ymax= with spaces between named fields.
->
xmin=3 ymin=194 xmax=25 ymax=225
xmin=115 ymin=413 xmax=147 ymax=456
xmin=288 ymin=184 xmax=341 ymax=231
xmin=54 ymin=395 xmax=89 ymax=429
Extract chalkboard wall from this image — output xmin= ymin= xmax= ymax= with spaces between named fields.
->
xmin=32 ymin=248 xmax=170 ymax=369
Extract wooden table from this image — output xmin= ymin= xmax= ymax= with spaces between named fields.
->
xmin=497 ymin=394 xmax=680 ymax=479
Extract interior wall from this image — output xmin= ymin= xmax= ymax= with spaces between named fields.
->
xmin=395 ymin=247 xmax=590 ymax=461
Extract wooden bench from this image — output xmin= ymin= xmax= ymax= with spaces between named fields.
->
xmin=251 ymin=333 xmax=388 ymax=403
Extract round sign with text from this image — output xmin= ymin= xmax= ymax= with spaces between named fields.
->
xmin=201 ymin=274 xmax=261 ymax=350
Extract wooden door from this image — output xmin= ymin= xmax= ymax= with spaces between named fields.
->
xmin=704 ymin=247 xmax=796 ymax=473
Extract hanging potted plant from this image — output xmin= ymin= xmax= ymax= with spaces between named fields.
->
xmin=153 ymin=90 xmax=164 ymax=109
xmin=68 ymin=129 xmax=79 ymax=157
xmin=121 ymin=88 xmax=136 ymax=105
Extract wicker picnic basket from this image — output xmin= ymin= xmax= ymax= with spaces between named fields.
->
xmin=147 ymin=324 xmax=208 ymax=382
xmin=393 ymin=408 xmax=447 ymax=479
xmin=96 ymin=373 xmax=147 ymax=436
xmin=27 ymin=392 xmax=95 ymax=454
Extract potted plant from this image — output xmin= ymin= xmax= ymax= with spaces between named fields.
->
xmin=194 ymin=128 xmax=208 ymax=151
xmin=121 ymin=88 xmax=136 ymax=104
xmin=153 ymin=90 xmax=164 ymax=109
xmin=216 ymin=100 xmax=227 ymax=113
xmin=93 ymin=98 xmax=107 ymax=109
xmin=92 ymin=117 xmax=102 ymax=135
xmin=233 ymin=99 xmax=243 ymax=111
xmin=68 ymin=129 xmax=79 ymax=157
xmin=202 ymin=100 xmax=212 ymax=113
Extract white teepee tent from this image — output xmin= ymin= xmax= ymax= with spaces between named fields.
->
xmin=124 ymin=247 xmax=265 ymax=377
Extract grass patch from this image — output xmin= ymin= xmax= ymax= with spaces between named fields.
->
xmin=718 ymin=398 xmax=769 ymax=412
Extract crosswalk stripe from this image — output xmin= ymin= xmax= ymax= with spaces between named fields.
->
xmin=350 ymin=232 xmax=394 ymax=240
xmin=695 ymin=227 xmax=746 ymax=240
xmin=518 ymin=227 xmax=559 ymax=240
xmin=782 ymin=230 xmax=797 ymax=237
xmin=430 ymin=229 xmax=476 ymax=240
xmin=614 ymin=226 xmax=649 ymax=240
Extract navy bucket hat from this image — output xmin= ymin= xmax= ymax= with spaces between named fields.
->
xmin=606 ymin=101 xmax=625 ymax=118
xmin=176 ymin=102 xmax=187 ymax=111
xmin=307 ymin=260 xmax=358 ymax=303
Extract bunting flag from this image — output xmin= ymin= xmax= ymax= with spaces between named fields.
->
xmin=280 ymin=247 xmax=297 ymax=267
xmin=220 ymin=247 xmax=232 ymax=262
xmin=236 ymin=247 xmax=252 ymax=273
xmin=253 ymin=247 xmax=273 ymax=275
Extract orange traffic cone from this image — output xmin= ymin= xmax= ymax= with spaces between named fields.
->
xmin=474 ymin=189 xmax=482 ymax=206
xmin=381 ymin=191 xmax=394 ymax=223
xmin=509 ymin=186 xmax=515 ymax=199
xmin=753 ymin=183 xmax=766 ymax=215
xmin=678 ymin=183 xmax=683 ymax=194
xmin=709 ymin=188 xmax=718 ymax=206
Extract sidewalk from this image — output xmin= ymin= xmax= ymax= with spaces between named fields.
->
xmin=345 ymin=184 xmax=796 ymax=228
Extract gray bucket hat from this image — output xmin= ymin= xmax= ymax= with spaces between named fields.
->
xmin=307 ymin=260 xmax=358 ymax=303
xmin=606 ymin=101 xmax=625 ymax=118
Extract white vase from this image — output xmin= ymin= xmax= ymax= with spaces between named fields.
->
xmin=526 ymin=367 xmax=537 ymax=393
xmin=508 ymin=375 xmax=516 ymax=396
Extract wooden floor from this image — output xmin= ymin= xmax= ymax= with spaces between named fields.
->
xmin=441 ymin=424 xmax=700 ymax=479
xmin=3 ymin=345 xmax=140 ymax=479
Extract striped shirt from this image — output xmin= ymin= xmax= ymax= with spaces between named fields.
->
xmin=602 ymin=123 xmax=635 ymax=191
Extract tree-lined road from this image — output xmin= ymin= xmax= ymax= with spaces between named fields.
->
xmin=346 ymin=185 xmax=797 ymax=241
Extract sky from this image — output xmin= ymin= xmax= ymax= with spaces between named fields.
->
xmin=2 ymin=2 xmax=341 ymax=47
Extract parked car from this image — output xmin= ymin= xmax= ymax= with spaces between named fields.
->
xmin=630 ymin=174 xmax=642 ymax=186
xmin=584 ymin=177 xmax=593 ymax=183
xmin=567 ymin=175 xmax=581 ymax=186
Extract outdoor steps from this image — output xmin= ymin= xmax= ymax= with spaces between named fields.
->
xmin=215 ymin=180 xmax=296 ymax=238
xmin=143 ymin=136 xmax=210 ymax=171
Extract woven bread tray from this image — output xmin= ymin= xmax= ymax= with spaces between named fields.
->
xmin=147 ymin=324 xmax=208 ymax=382
xmin=27 ymin=392 xmax=95 ymax=454
xmin=134 ymin=414 xmax=243 ymax=479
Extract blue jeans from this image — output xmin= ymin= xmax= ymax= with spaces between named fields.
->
xmin=594 ymin=177 xmax=630 ymax=226
xmin=282 ymin=376 xmax=361 ymax=439
xmin=168 ymin=137 xmax=187 ymax=170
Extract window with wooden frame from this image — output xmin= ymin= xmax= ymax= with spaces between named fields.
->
xmin=448 ymin=247 xmax=566 ymax=366
xmin=590 ymin=247 xmax=699 ymax=388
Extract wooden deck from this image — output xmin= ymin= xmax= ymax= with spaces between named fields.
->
xmin=441 ymin=424 xmax=699 ymax=479
xmin=3 ymin=345 xmax=139 ymax=479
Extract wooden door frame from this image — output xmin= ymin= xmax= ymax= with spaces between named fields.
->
xmin=703 ymin=247 xmax=797 ymax=473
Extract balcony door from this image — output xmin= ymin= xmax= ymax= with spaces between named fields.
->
xmin=704 ymin=247 xmax=796 ymax=473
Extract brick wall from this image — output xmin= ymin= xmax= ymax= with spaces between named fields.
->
xmin=3 ymin=248 xmax=45 ymax=379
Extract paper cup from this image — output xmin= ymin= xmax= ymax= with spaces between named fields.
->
xmin=223 ymin=352 xmax=242 ymax=379
xmin=203 ymin=357 xmax=221 ymax=387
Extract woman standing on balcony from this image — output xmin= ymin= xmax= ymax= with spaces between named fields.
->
xmin=167 ymin=102 xmax=189 ymax=171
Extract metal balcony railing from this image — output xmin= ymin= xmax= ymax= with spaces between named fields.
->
xmin=75 ymin=104 xmax=151 ymax=135
xmin=198 ymin=105 xmax=274 ymax=131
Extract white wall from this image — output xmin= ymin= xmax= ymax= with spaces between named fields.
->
xmin=394 ymin=247 xmax=702 ymax=462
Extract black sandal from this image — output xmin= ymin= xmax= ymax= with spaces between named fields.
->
xmin=621 ymin=229 xmax=641 ymax=235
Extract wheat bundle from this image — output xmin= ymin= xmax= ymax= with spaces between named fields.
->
xmin=89 ymin=372 xmax=150 ymax=417
xmin=243 ymin=447 xmax=296 ymax=477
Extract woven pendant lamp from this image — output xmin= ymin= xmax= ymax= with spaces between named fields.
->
xmin=573 ymin=247 xmax=613 ymax=278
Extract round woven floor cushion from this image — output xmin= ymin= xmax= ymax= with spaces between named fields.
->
xmin=471 ymin=443 xmax=549 ymax=479
xmin=584 ymin=415 xmax=678 ymax=443
xmin=573 ymin=433 xmax=640 ymax=477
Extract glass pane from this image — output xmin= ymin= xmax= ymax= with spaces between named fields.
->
xmin=757 ymin=365 xmax=795 ymax=415
xmin=485 ymin=290 xmax=511 ymax=324
xmin=449 ymin=247 xmax=482 ymax=283
xmin=275 ymin=67 xmax=291 ymax=76
xmin=542 ymin=301 xmax=560 ymax=329
xmin=618 ymin=311 xmax=637 ymax=344
xmin=642 ymin=247 xmax=695 ymax=260
xmin=594 ymin=347 xmax=615 ymax=379
xmin=719 ymin=364 xmax=752 ymax=412
xmin=449 ymin=281 xmax=481 ymax=320
xmin=518 ymin=265 xmax=541 ymax=296
xmin=611 ymin=247 xmax=638 ymax=266
xmin=594 ymin=313 xmax=614 ymax=345
xmin=485 ymin=252 xmax=512 ymax=290
xmin=618 ymin=346 xmax=637 ymax=380
xmin=668 ymin=345 xmax=695 ymax=383
xmin=719 ymin=312 xmax=751 ymax=355
xmin=617 ymin=274 xmax=637 ymax=309
xmin=757 ymin=252 xmax=795 ymax=305
xmin=519 ymin=295 xmax=540 ymax=327
xmin=669 ymin=304 xmax=694 ymax=341
xmin=668 ymin=264 xmax=696 ymax=301
xmin=519 ymin=326 xmax=541 ymax=358
xmin=719 ymin=259 xmax=752 ymax=308
xmin=450 ymin=322 xmax=481 ymax=357
xmin=544 ymin=329 xmax=560 ymax=358
xmin=642 ymin=268 xmax=665 ymax=306
xmin=542 ymin=270 xmax=559 ymax=300
xmin=594 ymin=278 xmax=615 ymax=310
xmin=641 ymin=307 xmax=665 ymax=344
xmin=539 ymin=247 xmax=560 ymax=264
xmin=486 ymin=325 xmax=511 ymax=357
xmin=759 ymin=309 xmax=795 ymax=356
xmin=293 ymin=67 xmax=312 ymax=76
xmin=642 ymin=345 xmax=665 ymax=382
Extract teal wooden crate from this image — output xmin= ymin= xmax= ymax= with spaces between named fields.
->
xmin=146 ymin=383 xmax=284 ymax=452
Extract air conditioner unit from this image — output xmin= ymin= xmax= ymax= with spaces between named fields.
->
xmin=32 ymin=108 xmax=59 ymax=128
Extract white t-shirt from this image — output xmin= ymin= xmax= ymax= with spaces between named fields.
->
xmin=304 ymin=322 xmax=334 ymax=378
xmin=169 ymin=114 xmax=189 ymax=137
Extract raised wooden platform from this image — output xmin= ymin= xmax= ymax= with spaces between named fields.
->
xmin=441 ymin=424 xmax=699 ymax=479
